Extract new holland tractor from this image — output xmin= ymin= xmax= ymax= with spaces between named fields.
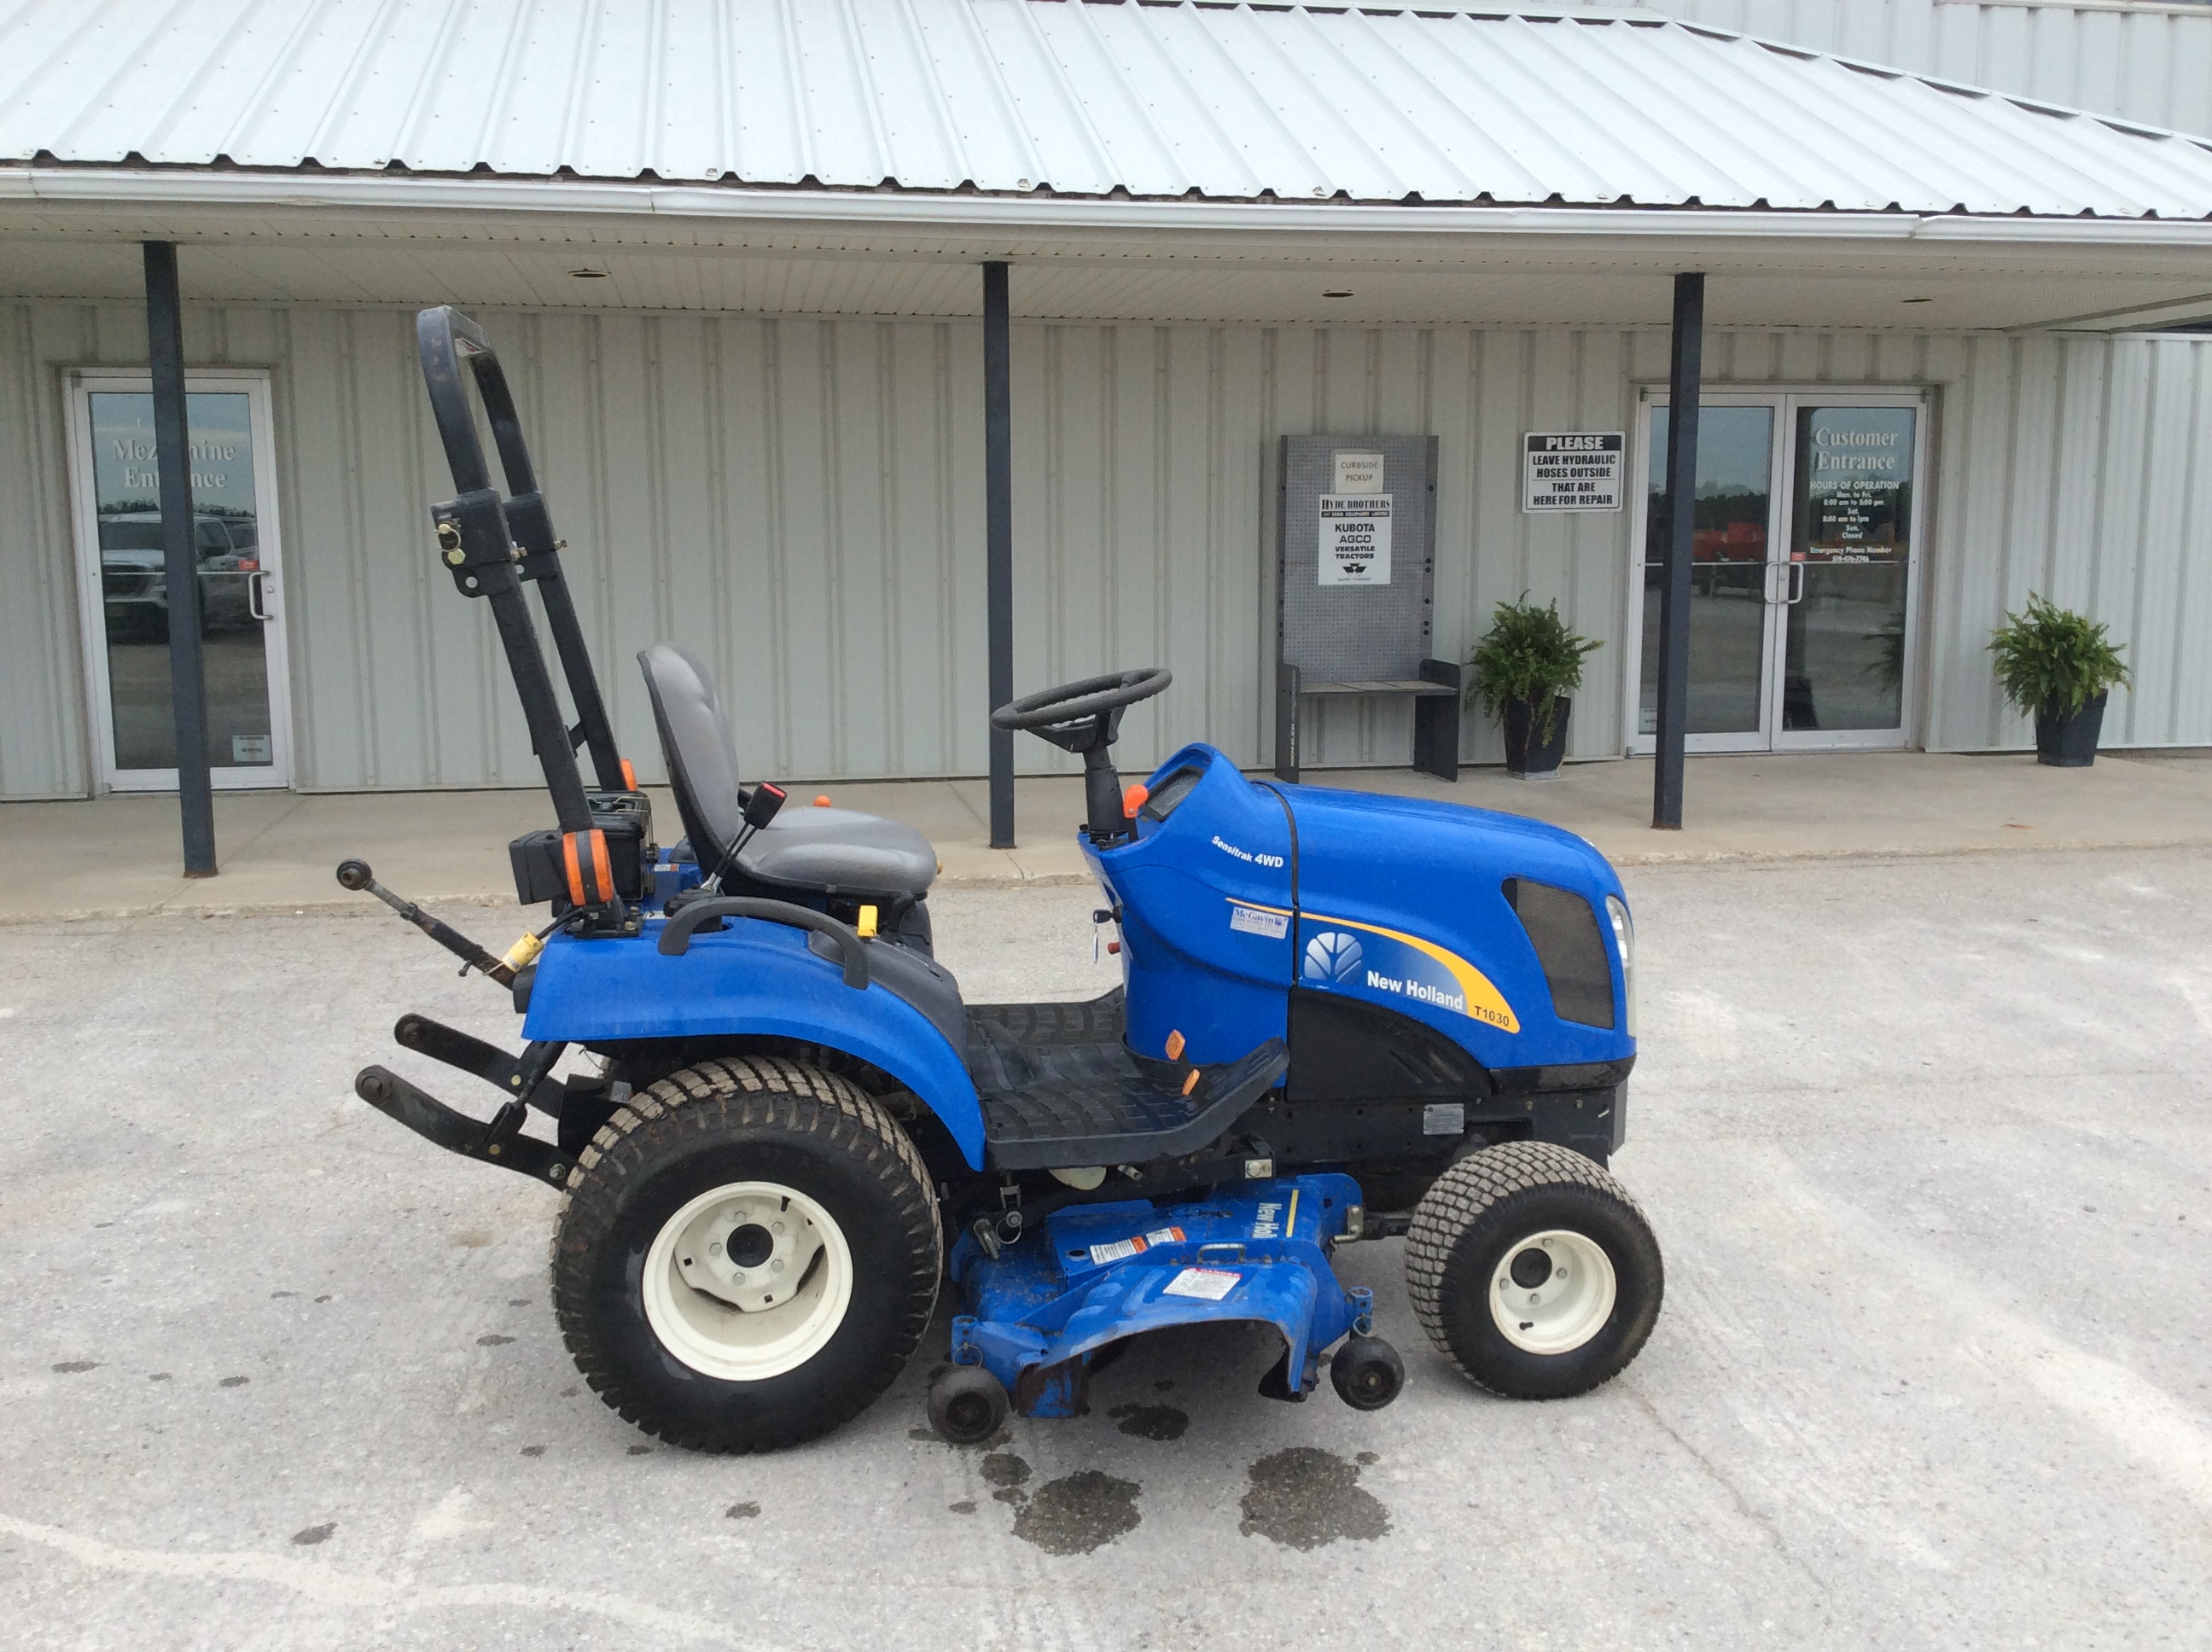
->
xmin=346 ymin=307 xmax=1662 ymax=1451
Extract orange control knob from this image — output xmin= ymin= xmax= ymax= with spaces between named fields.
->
xmin=1122 ymin=782 xmax=1150 ymax=818
xmin=1165 ymin=1029 xmax=1185 ymax=1062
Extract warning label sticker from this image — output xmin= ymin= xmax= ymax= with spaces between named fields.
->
xmin=1162 ymin=1267 xmax=1241 ymax=1301
xmin=1087 ymin=1228 xmax=1186 ymax=1265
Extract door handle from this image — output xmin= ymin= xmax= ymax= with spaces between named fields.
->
xmin=247 ymin=570 xmax=271 ymax=621
xmin=1786 ymin=561 xmax=1807 ymax=605
xmin=1763 ymin=561 xmax=1784 ymax=605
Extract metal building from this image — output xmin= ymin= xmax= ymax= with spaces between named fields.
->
xmin=3 ymin=0 xmax=2209 ymax=805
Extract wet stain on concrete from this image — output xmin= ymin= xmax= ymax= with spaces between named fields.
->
xmin=50 ymin=1361 xmax=97 ymax=1375
xmin=992 ymin=1487 xmax=1027 ymax=1506
xmin=290 ymin=1523 xmax=335 ymax=1546
xmin=1238 ymin=1448 xmax=1390 ymax=1550
xmin=508 ymin=1297 xmax=532 ymax=1306
xmin=1356 ymin=1451 xmax=1378 ymax=1466
xmin=476 ymin=1335 xmax=515 ymax=1347
xmin=980 ymin=1452 xmax=1031 ymax=1489
xmin=1010 ymin=1470 xmax=1142 ymax=1555
xmin=271 ymin=1291 xmax=298 ymax=1300
xmin=451 ymin=1230 xmax=494 ymax=1248
xmin=218 ymin=1376 xmax=250 ymax=1388
xmin=626 ymin=1446 xmax=652 ymax=1456
xmin=948 ymin=1500 xmax=976 ymax=1515
xmin=314 ymin=1295 xmax=332 ymax=1304
xmin=520 ymin=1446 xmax=546 ymax=1457
xmin=1154 ymin=1380 xmax=1175 ymax=1393
xmin=1107 ymin=1403 xmax=1189 ymax=1441
xmin=148 ymin=1372 xmax=171 ymax=1382
xmin=560 ymin=1387 xmax=580 ymax=1399
xmin=908 ymin=1427 xmax=937 ymax=1441
xmin=725 ymin=1502 xmax=760 ymax=1520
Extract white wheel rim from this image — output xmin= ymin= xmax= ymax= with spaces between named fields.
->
xmin=1488 ymin=1229 xmax=1617 ymax=1356
xmin=641 ymin=1180 xmax=853 ymax=1382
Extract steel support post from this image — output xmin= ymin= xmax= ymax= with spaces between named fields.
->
xmin=983 ymin=261 xmax=1016 ymax=849
xmin=143 ymin=241 xmax=217 ymax=875
xmin=1652 ymin=271 xmax=1704 ymax=830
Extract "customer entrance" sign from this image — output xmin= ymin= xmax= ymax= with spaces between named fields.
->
xmin=1522 ymin=432 xmax=1625 ymax=512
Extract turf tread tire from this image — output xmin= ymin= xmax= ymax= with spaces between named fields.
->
xmin=1406 ymin=1140 xmax=1661 ymax=1400
xmin=552 ymin=1056 xmax=939 ymax=1453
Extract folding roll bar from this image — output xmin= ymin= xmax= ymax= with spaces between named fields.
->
xmin=415 ymin=306 xmax=628 ymax=828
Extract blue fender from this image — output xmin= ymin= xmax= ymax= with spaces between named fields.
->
xmin=521 ymin=919 xmax=987 ymax=1168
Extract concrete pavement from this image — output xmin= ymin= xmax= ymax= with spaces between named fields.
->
xmin=3 ymin=848 xmax=2212 ymax=1645
xmin=8 ymin=747 xmax=2212 ymax=921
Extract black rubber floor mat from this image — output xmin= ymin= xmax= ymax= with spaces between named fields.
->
xmin=964 ymin=986 xmax=1125 ymax=1053
xmin=975 ymin=1034 xmax=1289 ymax=1171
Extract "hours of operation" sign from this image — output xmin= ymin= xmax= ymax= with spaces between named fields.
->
xmin=1522 ymin=432 xmax=1625 ymax=512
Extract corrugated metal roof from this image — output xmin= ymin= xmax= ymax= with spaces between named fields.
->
xmin=3 ymin=0 xmax=2211 ymax=218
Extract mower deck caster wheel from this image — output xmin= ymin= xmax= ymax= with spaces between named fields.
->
xmin=928 ymin=1365 xmax=1010 ymax=1446
xmin=1330 ymin=1334 xmax=1406 ymax=1411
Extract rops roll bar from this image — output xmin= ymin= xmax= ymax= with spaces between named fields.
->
xmin=415 ymin=306 xmax=627 ymax=822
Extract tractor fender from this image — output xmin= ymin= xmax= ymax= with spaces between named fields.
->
xmin=521 ymin=920 xmax=987 ymax=1168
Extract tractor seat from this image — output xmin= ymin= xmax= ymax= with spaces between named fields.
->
xmin=638 ymin=643 xmax=936 ymax=899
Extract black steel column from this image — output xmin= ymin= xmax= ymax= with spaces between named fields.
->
xmin=144 ymin=241 xmax=216 ymax=875
xmin=1652 ymin=272 xmax=1704 ymax=831
xmin=983 ymin=261 xmax=1016 ymax=849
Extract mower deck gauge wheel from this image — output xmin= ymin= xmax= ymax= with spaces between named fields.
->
xmin=643 ymin=1180 xmax=853 ymax=1382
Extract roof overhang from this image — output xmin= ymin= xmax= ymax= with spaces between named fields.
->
xmin=4 ymin=168 xmax=2209 ymax=332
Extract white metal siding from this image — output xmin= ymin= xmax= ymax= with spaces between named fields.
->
xmin=3 ymin=300 xmax=2207 ymax=798
xmin=1586 ymin=2 xmax=2212 ymax=138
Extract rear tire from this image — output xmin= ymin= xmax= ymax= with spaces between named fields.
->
xmin=553 ymin=1056 xmax=940 ymax=1452
xmin=1406 ymin=1141 xmax=1662 ymax=1401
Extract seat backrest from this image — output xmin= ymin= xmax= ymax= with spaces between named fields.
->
xmin=637 ymin=643 xmax=744 ymax=858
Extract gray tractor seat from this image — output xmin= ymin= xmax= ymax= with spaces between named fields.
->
xmin=738 ymin=806 xmax=936 ymax=896
xmin=638 ymin=643 xmax=936 ymax=899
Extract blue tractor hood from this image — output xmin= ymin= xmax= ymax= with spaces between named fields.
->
xmin=1093 ymin=746 xmax=1633 ymax=1079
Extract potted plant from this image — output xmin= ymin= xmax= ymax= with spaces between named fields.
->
xmin=1987 ymin=593 xmax=2130 ymax=768
xmin=1466 ymin=595 xmax=1602 ymax=779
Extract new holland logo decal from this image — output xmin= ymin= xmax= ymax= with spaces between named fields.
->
xmin=1229 ymin=900 xmax=1519 ymax=1032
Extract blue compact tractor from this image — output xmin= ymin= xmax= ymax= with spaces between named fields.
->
xmin=347 ymin=309 xmax=1662 ymax=1451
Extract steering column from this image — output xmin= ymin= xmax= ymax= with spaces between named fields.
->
xmin=990 ymin=668 xmax=1173 ymax=846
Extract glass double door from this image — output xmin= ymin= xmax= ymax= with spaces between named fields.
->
xmin=1632 ymin=393 xmax=1923 ymax=753
xmin=67 ymin=371 xmax=292 ymax=790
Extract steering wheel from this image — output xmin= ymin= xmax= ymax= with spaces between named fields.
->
xmin=991 ymin=668 xmax=1172 ymax=736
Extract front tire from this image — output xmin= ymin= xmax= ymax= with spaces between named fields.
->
xmin=553 ymin=1056 xmax=940 ymax=1452
xmin=1405 ymin=1140 xmax=1662 ymax=1400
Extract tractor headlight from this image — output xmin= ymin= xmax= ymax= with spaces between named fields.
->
xmin=1605 ymin=895 xmax=1636 ymax=1038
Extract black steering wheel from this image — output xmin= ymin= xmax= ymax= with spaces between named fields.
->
xmin=991 ymin=668 xmax=1172 ymax=736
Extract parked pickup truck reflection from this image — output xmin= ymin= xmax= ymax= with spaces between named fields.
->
xmin=99 ymin=511 xmax=259 ymax=641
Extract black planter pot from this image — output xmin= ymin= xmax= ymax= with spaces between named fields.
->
xmin=2034 ymin=690 xmax=2107 ymax=767
xmin=1503 ymin=695 xmax=1571 ymax=778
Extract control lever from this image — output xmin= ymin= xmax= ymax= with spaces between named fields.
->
xmin=702 ymin=782 xmax=788 ymax=892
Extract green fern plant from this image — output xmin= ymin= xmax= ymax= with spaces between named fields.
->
xmin=1987 ymin=593 xmax=2129 ymax=718
xmin=1465 ymin=594 xmax=1602 ymax=746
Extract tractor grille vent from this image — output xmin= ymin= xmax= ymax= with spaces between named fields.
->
xmin=1502 ymin=879 xmax=1616 ymax=1031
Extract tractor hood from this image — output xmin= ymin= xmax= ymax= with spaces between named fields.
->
xmin=1096 ymin=745 xmax=1633 ymax=1077
xmin=1277 ymin=779 xmax=1633 ymax=1070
